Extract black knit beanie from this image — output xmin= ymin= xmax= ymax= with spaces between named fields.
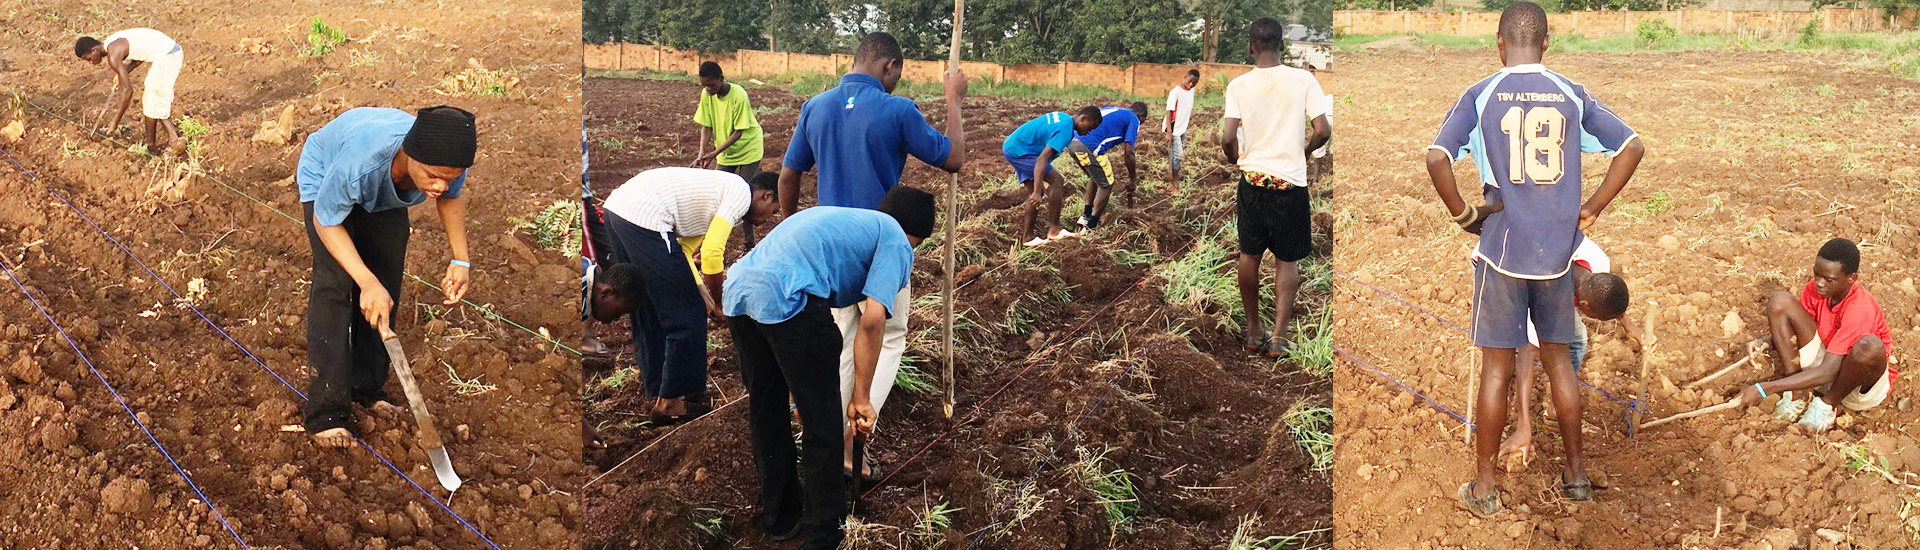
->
xmin=877 ymin=186 xmax=936 ymax=239
xmin=403 ymin=105 xmax=478 ymax=168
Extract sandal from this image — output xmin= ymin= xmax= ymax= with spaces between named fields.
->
xmin=1561 ymin=472 xmax=1593 ymax=501
xmin=1265 ymin=335 xmax=1289 ymax=359
xmin=1457 ymin=481 xmax=1503 ymax=518
xmin=1243 ymin=332 xmax=1266 ymax=353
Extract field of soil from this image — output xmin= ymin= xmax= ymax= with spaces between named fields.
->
xmin=581 ymin=76 xmax=1333 ymax=548
xmin=1332 ymin=46 xmax=1920 ymax=549
xmin=0 ymin=1 xmax=582 ymax=548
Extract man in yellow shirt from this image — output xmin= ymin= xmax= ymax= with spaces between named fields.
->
xmin=692 ymin=62 xmax=766 ymax=181
xmin=591 ymin=168 xmax=780 ymax=423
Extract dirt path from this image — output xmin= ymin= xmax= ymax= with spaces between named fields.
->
xmin=582 ymin=76 xmax=1334 ymax=548
xmin=1332 ymin=47 xmax=1920 ymax=549
xmin=0 ymin=1 xmax=581 ymax=547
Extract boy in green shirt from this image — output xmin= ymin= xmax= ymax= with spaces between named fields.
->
xmin=692 ymin=61 xmax=766 ymax=180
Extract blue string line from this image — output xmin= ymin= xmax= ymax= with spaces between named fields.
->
xmin=0 ymin=253 xmax=251 ymax=548
xmin=1332 ymin=267 xmax=1648 ymax=413
xmin=964 ymin=362 xmax=1135 ymax=550
xmin=1334 ymin=345 xmax=1474 ymax=428
xmin=0 ymin=148 xmax=505 ymax=549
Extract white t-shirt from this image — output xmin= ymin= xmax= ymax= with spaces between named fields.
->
xmin=1525 ymin=236 xmax=1611 ymax=346
xmin=602 ymin=167 xmax=751 ymax=237
xmin=1165 ymin=85 xmax=1195 ymax=136
xmin=1222 ymin=65 xmax=1328 ymax=187
xmin=103 ymin=28 xmax=180 ymax=62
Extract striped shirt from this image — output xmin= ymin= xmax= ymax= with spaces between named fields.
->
xmin=601 ymin=167 xmax=751 ymax=237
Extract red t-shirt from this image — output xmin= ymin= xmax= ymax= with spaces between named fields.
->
xmin=1799 ymin=280 xmax=1897 ymax=378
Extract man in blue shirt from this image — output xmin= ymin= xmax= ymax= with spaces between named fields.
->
xmin=1065 ymin=102 xmax=1146 ymax=230
xmin=1427 ymin=1 xmax=1644 ymax=515
xmin=297 ymin=106 xmax=478 ymax=449
xmin=777 ymin=32 xmax=967 ymax=483
xmin=1005 ymin=107 xmax=1102 ymax=249
xmin=778 ymin=33 xmax=966 ymax=214
xmin=721 ymin=186 xmax=935 ymax=549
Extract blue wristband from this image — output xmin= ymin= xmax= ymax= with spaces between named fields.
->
xmin=1754 ymin=384 xmax=1767 ymax=399
xmin=450 ymin=259 xmax=472 ymax=268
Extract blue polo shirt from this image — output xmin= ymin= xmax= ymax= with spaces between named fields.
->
xmin=722 ymin=207 xmax=915 ymax=324
xmin=1076 ymin=106 xmax=1139 ymax=155
xmin=782 ymin=73 xmax=952 ymax=210
xmin=1003 ymin=112 xmax=1077 ymax=158
xmin=297 ymin=107 xmax=468 ymax=227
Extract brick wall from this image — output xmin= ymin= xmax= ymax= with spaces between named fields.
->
xmin=582 ymin=43 xmax=1335 ymax=96
xmin=1332 ymin=7 xmax=1916 ymax=36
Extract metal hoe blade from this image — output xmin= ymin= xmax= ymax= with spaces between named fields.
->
xmin=383 ymin=335 xmax=464 ymax=492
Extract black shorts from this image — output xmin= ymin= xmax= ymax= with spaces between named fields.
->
xmin=1236 ymin=178 xmax=1312 ymax=262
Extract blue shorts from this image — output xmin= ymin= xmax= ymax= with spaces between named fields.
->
xmin=1004 ymin=152 xmax=1049 ymax=183
xmin=1472 ymin=259 xmax=1579 ymax=349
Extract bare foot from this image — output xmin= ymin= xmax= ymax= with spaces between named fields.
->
xmin=653 ymin=397 xmax=687 ymax=417
xmin=370 ymin=400 xmax=405 ymax=419
xmin=312 ymin=427 xmax=353 ymax=448
xmin=1498 ymin=430 xmax=1532 ymax=472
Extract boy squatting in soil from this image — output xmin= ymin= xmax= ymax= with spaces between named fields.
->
xmin=1222 ymin=17 xmax=1331 ymax=358
xmin=1486 ymin=234 xmax=1643 ymax=469
xmin=298 ymin=105 xmax=478 ymax=448
xmin=690 ymin=61 xmax=766 ymax=183
xmin=1066 ymin=102 xmax=1146 ymax=232
xmin=1163 ymin=69 xmax=1200 ymax=185
xmin=779 ymin=31 xmax=967 ymax=482
xmin=1426 ymin=1 xmax=1644 ymax=515
xmin=1005 ymin=107 xmax=1102 ymax=249
xmin=74 ymin=28 xmax=184 ymax=152
xmin=721 ymin=186 xmax=938 ymax=550
xmin=1733 ymin=238 xmax=1898 ymax=432
xmin=589 ymin=168 xmax=780 ymax=422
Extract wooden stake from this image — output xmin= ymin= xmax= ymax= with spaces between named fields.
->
xmin=1685 ymin=340 xmax=1765 ymax=389
xmin=1639 ymin=400 xmax=1741 ymax=430
xmin=941 ymin=0 xmax=965 ymax=420
xmin=1630 ymin=305 xmax=1659 ymax=435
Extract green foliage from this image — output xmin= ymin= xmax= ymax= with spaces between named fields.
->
xmin=1636 ymin=18 xmax=1679 ymax=46
xmin=1283 ymin=402 xmax=1334 ymax=471
xmin=178 ymin=115 xmax=210 ymax=158
xmin=894 ymin=355 xmax=938 ymax=395
xmin=1283 ymin=307 xmax=1334 ymax=377
xmin=512 ymin=200 xmax=583 ymax=256
xmin=904 ymin=502 xmax=961 ymax=548
xmin=1338 ymin=0 xmax=1436 ymax=11
xmin=1074 ymin=447 xmax=1139 ymax=533
xmin=304 ymin=17 xmax=347 ymax=57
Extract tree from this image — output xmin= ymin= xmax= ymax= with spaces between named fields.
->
xmin=767 ymin=0 xmax=844 ymax=53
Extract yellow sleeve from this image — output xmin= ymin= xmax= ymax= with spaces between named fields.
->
xmin=676 ymin=235 xmax=703 ymax=281
xmin=699 ymin=216 xmax=734 ymax=275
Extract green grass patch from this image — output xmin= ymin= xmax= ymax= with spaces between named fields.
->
xmin=1157 ymin=225 xmax=1269 ymax=332
xmin=1074 ymin=447 xmax=1139 ymax=534
xmin=1283 ymin=402 xmax=1334 ymax=472
xmin=1109 ymin=248 xmax=1159 ymax=267
xmin=303 ymin=17 xmax=348 ymax=57
xmin=894 ymin=355 xmax=938 ymax=395
xmin=1283 ymin=307 xmax=1334 ymax=377
xmin=904 ymin=502 xmax=961 ymax=548
xmin=178 ymin=115 xmax=210 ymax=158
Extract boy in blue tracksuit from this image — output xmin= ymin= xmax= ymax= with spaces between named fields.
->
xmin=1067 ymin=102 xmax=1146 ymax=230
xmin=1004 ymin=108 xmax=1102 ymax=249
xmin=1426 ymin=1 xmax=1644 ymax=515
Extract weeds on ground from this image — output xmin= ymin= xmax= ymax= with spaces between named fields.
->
xmin=444 ymin=361 xmax=498 ymax=396
xmin=438 ymin=59 xmax=520 ymax=98
xmin=1228 ymin=515 xmax=1331 ymax=550
xmin=902 ymin=501 xmax=961 ymax=549
xmin=895 ymin=354 xmax=938 ymax=395
xmin=692 ymin=507 xmax=728 ymax=542
xmin=1157 ymin=227 xmax=1270 ymax=332
xmin=178 ymin=115 xmax=210 ymax=158
xmin=511 ymin=200 xmax=582 ymax=255
xmin=1618 ymin=191 xmax=1675 ymax=220
xmin=1636 ymin=19 xmax=1679 ymax=46
xmin=303 ymin=17 xmax=348 ymax=57
xmin=1109 ymin=248 xmax=1158 ymax=267
xmin=1073 ymin=446 xmax=1139 ymax=535
xmin=1284 ymin=401 xmax=1335 ymax=472
xmin=600 ymin=367 xmax=636 ymax=390
xmin=983 ymin=477 xmax=1047 ymax=542
xmin=1284 ymin=307 xmax=1334 ymax=377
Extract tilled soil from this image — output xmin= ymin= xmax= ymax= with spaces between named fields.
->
xmin=582 ymin=76 xmax=1333 ymax=548
xmin=0 ymin=1 xmax=581 ymax=548
xmin=1333 ymin=46 xmax=1920 ymax=549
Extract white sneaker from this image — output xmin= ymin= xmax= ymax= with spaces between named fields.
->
xmin=1798 ymin=398 xmax=1836 ymax=432
xmin=1772 ymin=397 xmax=1806 ymax=421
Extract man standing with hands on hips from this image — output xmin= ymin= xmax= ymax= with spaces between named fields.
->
xmin=297 ymin=105 xmax=478 ymax=449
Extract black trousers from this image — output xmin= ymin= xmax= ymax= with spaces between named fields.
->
xmin=302 ymin=202 xmax=407 ymax=433
xmin=605 ymin=211 xmax=709 ymax=400
xmin=728 ymin=299 xmax=845 ymax=549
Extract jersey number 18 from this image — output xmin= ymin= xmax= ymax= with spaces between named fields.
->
xmin=1500 ymin=106 xmax=1566 ymax=186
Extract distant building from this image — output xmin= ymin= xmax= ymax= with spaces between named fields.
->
xmin=1286 ymin=24 xmax=1333 ymax=71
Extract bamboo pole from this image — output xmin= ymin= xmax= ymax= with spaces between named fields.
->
xmin=942 ymin=0 xmax=964 ymax=420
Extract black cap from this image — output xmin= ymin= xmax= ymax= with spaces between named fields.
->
xmin=403 ymin=105 xmax=478 ymax=168
xmin=877 ymin=186 xmax=936 ymax=239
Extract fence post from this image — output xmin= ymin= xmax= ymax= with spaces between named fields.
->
xmin=1126 ymin=65 xmax=1136 ymax=96
xmin=1058 ymin=63 xmax=1067 ymax=88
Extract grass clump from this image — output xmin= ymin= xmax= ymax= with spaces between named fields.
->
xmin=1283 ymin=402 xmax=1335 ymax=472
xmin=894 ymin=355 xmax=938 ymax=395
xmin=511 ymin=200 xmax=582 ymax=255
xmin=1074 ymin=447 xmax=1139 ymax=535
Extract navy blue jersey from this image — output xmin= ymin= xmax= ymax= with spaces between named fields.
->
xmin=1431 ymin=64 xmax=1636 ymax=279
